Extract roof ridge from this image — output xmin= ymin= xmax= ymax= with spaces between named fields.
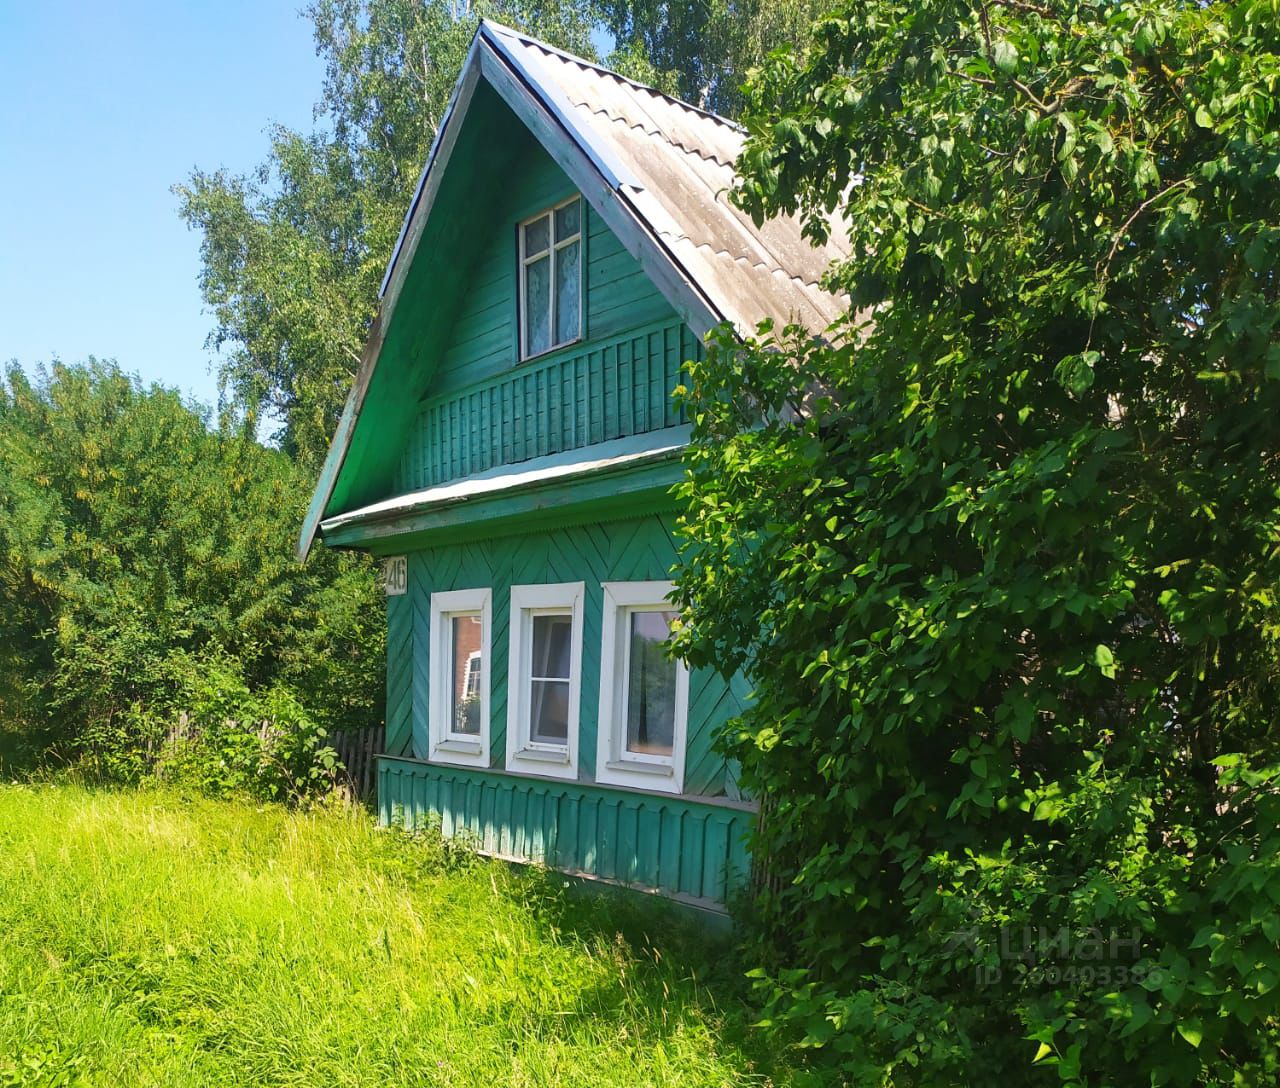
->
xmin=478 ymin=19 xmax=747 ymax=135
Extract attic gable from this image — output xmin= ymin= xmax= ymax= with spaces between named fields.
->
xmin=300 ymin=20 xmax=850 ymax=560
xmin=477 ymin=24 xmax=849 ymax=334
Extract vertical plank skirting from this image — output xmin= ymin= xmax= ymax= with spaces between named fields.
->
xmin=377 ymin=756 xmax=755 ymax=910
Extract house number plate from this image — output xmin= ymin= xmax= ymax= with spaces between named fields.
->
xmin=382 ymin=556 xmax=407 ymax=596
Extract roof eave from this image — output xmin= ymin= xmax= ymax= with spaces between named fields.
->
xmin=321 ymin=444 xmax=686 ymax=553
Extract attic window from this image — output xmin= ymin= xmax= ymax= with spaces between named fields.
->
xmin=519 ymin=195 xmax=582 ymax=359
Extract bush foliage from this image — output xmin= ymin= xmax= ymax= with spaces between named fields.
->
xmin=0 ymin=361 xmax=381 ymax=789
xmin=673 ymin=1 xmax=1280 ymax=1083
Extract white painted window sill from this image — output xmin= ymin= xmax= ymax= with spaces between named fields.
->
xmin=512 ymin=746 xmax=570 ymax=765
xmin=434 ymin=739 xmax=483 ymax=757
xmin=605 ymin=759 xmax=673 ymax=777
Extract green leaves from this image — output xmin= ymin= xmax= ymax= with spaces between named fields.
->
xmin=992 ymin=39 xmax=1018 ymax=75
xmin=1176 ymin=1018 xmax=1204 ymax=1049
xmin=1093 ymin=643 xmax=1117 ymax=679
xmin=0 ymin=362 xmax=384 ymax=767
xmin=1055 ymin=351 xmax=1099 ymax=396
xmin=681 ymin=0 xmax=1280 ymax=1082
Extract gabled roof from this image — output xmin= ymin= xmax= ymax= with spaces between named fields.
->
xmin=299 ymin=20 xmax=849 ymax=560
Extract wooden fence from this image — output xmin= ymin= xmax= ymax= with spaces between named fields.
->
xmin=328 ymin=726 xmax=383 ymax=801
xmin=157 ymin=714 xmax=382 ymax=803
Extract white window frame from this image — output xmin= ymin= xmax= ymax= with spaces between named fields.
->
xmin=506 ymin=582 xmax=584 ymax=780
xmin=595 ymin=581 xmax=689 ymax=795
xmin=462 ymin=652 xmax=482 ymax=699
xmin=428 ymin=588 xmax=491 ymax=769
xmin=518 ymin=194 xmax=583 ymax=361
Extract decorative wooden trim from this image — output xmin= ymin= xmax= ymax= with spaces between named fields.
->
xmin=398 ymin=317 xmax=695 ymax=494
xmin=594 ymin=581 xmax=689 ymax=795
xmin=427 ymin=587 xmax=492 ymax=769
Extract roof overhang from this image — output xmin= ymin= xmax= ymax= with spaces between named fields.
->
xmin=320 ymin=428 xmax=688 ymax=554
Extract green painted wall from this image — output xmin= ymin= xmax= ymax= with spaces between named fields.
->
xmin=371 ymin=103 xmax=756 ymax=908
xmin=432 ymin=139 xmax=673 ymax=397
xmin=379 ymin=757 xmax=754 ymax=908
xmin=384 ymin=513 xmax=750 ymax=801
xmin=396 ymin=319 xmax=699 ymax=493
xmin=394 ymin=138 xmax=695 ymax=495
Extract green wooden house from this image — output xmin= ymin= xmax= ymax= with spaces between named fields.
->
xmin=300 ymin=21 xmax=848 ymax=913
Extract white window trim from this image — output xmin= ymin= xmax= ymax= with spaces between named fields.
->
xmin=595 ymin=581 xmax=689 ymax=795
xmin=428 ymin=588 xmax=491 ymax=769
xmin=506 ymin=582 xmax=584 ymax=780
xmin=518 ymin=194 xmax=583 ymax=361
xmin=463 ymin=652 xmax=482 ymax=698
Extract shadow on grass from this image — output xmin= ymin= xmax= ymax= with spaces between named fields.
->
xmin=369 ymin=817 xmax=814 ymax=1081
xmin=541 ymin=873 xmax=818 ymax=1084
xmin=486 ymin=857 xmax=813 ymax=1084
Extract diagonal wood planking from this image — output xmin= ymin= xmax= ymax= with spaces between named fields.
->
xmin=378 ymin=512 xmax=755 ymax=902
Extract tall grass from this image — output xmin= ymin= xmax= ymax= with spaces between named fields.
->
xmin=0 ymin=785 xmax=797 ymax=1087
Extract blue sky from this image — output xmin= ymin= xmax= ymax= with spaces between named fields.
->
xmin=0 ymin=1 xmax=326 ymax=408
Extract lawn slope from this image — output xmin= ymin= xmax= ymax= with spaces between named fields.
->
xmin=0 ymin=785 xmax=791 ymax=1087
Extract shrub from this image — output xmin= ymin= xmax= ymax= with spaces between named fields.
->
xmin=0 ymin=361 xmax=383 ymax=774
xmin=674 ymin=1 xmax=1280 ymax=1083
xmin=148 ymin=653 xmax=340 ymax=803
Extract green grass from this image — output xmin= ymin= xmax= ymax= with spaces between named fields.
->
xmin=0 ymin=784 xmax=800 ymax=1087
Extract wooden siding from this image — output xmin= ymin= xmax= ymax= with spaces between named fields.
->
xmin=379 ymin=756 xmax=754 ymax=908
xmin=431 ymin=140 xmax=675 ymax=399
xmin=386 ymin=590 xmax=414 ymax=757
xmin=387 ymin=138 xmax=694 ymax=495
xmin=396 ymin=318 xmax=699 ymax=493
xmin=381 ymin=513 xmax=747 ymax=800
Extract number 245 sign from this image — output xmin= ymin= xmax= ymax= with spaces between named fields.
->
xmin=382 ymin=556 xmax=407 ymax=596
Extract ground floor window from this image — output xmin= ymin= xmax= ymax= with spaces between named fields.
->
xmin=428 ymin=587 xmax=491 ymax=768
xmin=594 ymin=581 xmax=689 ymax=794
xmin=506 ymin=582 xmax=584 ymax=780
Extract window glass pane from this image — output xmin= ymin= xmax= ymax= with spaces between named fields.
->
xmin=555 ymin=240 xmax=580 ymax=344
xmin=524 ymin=255 xmax=550 ymax=356
xmin=625 ymin=610 xmax=678 ymax=757
xmin=555 ymin=199 xmax=580 ymax=239
xmin=524 ymin=214 xmax=550 ymax=255
xmin=530 ymin=679 xmax=570 ymax=743
xmin=449 ymin=614 xmax=482 ymax=735
xmin=531 ymin=613 xmax=572 ymax=679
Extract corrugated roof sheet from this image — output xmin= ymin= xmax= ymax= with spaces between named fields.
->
xmin=481 ymin=22 xmax=850 ymax=335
